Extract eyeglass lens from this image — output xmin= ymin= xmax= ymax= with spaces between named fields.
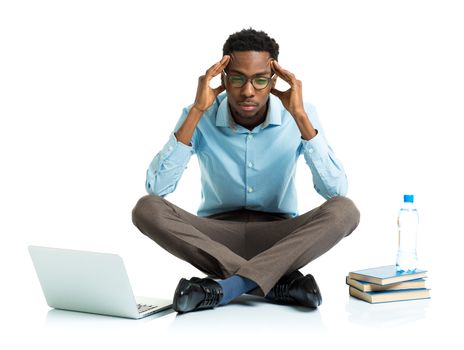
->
xmin=228 ymin=75 xmax=271 ymax=90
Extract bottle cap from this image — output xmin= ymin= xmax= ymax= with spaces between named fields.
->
xmin=404 ymin=194 xmax=414 ymax=203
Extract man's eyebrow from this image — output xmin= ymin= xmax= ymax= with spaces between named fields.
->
xmin=227 ymin=68 xmax=272 ymax=76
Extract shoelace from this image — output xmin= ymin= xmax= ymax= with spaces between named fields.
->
xmin=199 ymin=286 xmax=222 ymax=307
xmin=272 ymin=282 xmax=294 ymax=302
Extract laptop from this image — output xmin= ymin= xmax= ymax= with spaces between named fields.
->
xmin=29 ymin=245 xmax=173 ymax=319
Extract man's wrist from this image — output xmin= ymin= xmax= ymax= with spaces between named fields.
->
xmin=192 ymin=104 xmax=207 ymax=113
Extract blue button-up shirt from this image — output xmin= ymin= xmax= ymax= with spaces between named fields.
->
xmin=146 ymin=93 xmax=347 ymax=217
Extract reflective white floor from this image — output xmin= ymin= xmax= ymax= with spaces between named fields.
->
xmin=8 ymin=271 xmax=458 ymax=350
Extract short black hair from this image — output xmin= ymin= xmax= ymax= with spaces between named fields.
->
xmin=223 ymin=28 xmax=279 ymax=60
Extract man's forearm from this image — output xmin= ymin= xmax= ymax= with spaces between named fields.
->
xmin=175 ymin=106 xmax=204 ymax=145
xmin=293 ymin=111 xmax=318 ymax=141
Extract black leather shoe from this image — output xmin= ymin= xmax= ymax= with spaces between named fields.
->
xmin=173 ymin=277 xmax=223 ymax=313
xmin=266 ymin=271 xmax=322 ymax=308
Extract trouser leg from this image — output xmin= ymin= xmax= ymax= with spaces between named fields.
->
xmin=132 ymin=195 xmax=249 ymax=278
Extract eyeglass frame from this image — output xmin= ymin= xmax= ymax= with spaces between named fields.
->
xmin=222 ymin=70 xmax=276 ymax=90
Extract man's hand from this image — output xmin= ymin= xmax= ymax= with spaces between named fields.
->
xmin=270 ymin=60 xmax=306 ymax=118
xmin=193 ymin=55 xmax=231 ymax=112
xmin=175 ymin=56 xmax=230 ymax=146
xmin=270 ymin=60 xmax=317 ymax=140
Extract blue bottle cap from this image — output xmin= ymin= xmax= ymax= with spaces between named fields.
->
xmin=404 ymin=194 xmax=414 ymax=203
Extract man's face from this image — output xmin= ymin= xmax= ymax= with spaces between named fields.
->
xmin=222 ymin=51 xmax=276 ymax=129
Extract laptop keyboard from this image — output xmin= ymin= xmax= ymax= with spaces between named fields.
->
xmin=137 ymin=303 xmax=157 ymax=313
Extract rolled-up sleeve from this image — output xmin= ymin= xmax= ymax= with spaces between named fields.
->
xmin=300 ymin=104 xmax=348 ymax=198
xmin=145 ymin=107 xmax=197 ymax=196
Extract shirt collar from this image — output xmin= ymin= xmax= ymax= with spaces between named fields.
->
xmin=216 ymin=94 xmax=282 ymax=130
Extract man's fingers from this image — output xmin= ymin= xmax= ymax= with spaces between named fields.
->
xmin=205 ymin=58 xmax=224 ymax=73
xmin=271 ymin=61 xmax=296 ymax=85
xmin=206 ymin=55 xmax=230 ymax=78
xmin=271 ymin=60 xmax=287 ymax=79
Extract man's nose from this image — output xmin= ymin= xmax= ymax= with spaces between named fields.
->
xmin=240 ymin=80 xmax=255 ymax=97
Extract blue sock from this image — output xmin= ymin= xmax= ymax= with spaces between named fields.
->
xmin=216 ymin=275 xmax=258 ymax=305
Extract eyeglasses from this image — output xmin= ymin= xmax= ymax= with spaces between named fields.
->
xmin=223 ymin=70 xmax=275 ymax=90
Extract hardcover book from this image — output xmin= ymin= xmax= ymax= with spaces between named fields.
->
xmin=346 ymin=277 xmax=427 ymax=292
xmin=348 ymin=265 xmax=427 ymax=285
xmin=349 ymin=286 xmax=431 ymax=304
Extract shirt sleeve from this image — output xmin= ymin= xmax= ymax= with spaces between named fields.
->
xmin=300 ymin=103 xmax=348 ymax=199
xmin=145 ymin=107 xmax=197 ymax=196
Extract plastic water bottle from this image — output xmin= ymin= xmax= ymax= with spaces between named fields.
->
xmin=396 ymin=194 xmax=419 ymax=272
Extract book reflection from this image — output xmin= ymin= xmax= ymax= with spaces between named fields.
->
xmin=345 ymin=296 xmax=430 ymax=327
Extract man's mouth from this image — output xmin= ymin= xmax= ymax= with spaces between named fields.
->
xmin=238 ymin=102 xmax=258 ymax=111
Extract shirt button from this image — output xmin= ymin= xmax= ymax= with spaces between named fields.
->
xmin=247 ymin=134 xmax=253 ymax=140
xmin=248 ymin=161 xmax=253 ymax=168
xmin=247 ymin=186 xmax=254 ymax=193
xmin=308 ymin=148 xmax=314 ymax=153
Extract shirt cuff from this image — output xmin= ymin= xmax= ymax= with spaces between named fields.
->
xmin=301 ymin=130 xmax=329 ymax=160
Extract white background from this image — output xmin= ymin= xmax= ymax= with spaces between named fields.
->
xmin=1 ymin=0 xmax=463 ymax=348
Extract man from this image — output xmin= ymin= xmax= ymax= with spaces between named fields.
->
xmin=132 ymin=28 xmax=360 ymax=314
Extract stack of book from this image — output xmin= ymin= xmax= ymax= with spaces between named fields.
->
xmin=347 ymin=265 xmax=431 ymax=303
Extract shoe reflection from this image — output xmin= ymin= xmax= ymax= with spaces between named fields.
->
xmin=168 ymin=294 xmax=326 ymax=334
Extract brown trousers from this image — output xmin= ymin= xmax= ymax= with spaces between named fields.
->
xmin=132 ymin=195 xmax=360 ymax=296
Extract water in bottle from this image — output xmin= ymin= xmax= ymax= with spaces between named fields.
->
xmin=396 ymin=194 xmax=419 ymax=272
